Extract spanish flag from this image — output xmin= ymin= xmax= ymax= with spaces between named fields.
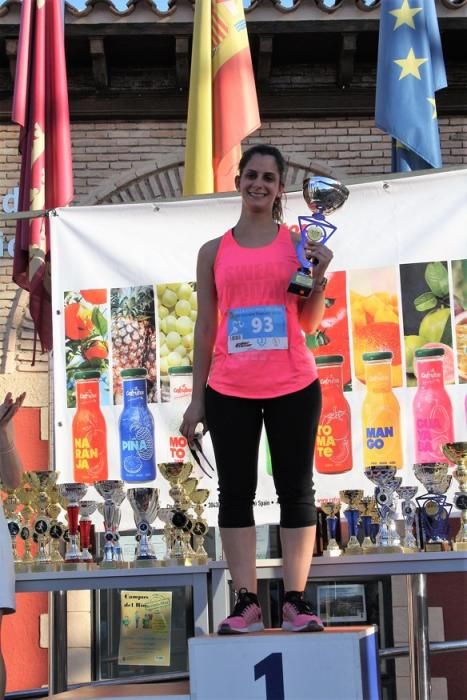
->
xmin=12 ymin=0 xmax=73 ymax=354
xmin=183 ymin=0 xmax=260 ymax=195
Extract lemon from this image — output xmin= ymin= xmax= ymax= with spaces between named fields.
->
xmin=404 ymin=335 xmax=425 ymax=374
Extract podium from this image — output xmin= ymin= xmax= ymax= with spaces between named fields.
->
xmin=189 ymin=626 xmax=381 ymax=700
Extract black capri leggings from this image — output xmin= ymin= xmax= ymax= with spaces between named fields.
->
xmin=205 ymin=379 xmax=322 ymax=529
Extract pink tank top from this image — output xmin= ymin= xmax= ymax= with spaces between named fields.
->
xmin=208 ymin=225 xmax=318 ymax=398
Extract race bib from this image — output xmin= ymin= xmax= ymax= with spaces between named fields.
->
xmin=227 ymin=305 xmax=288 ymax=354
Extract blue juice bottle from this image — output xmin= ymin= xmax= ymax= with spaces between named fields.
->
xmin=119 ymin=368 xmax=156 ymax=482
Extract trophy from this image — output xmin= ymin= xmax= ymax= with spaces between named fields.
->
xmin=414 ymin=463 xmax=452 ymax=552
xmin=2 ymin=486 xmax=22 ymax=564
xmin=364 ymin=466 xmax=403 ymax=553
xmin=79 ymin=501 xmax=97 ymax=562
xmin=58 ymin=483 xmax=88 ymax=562
xmin=28 ymin=471 xmax=58 ymax=565
xmin=339 ymin=490 xmax=363 ymax=554
xmin=288 ymin=176 xmax=349 ymax=297
xmin=127 ymin=487 xmax=160 ymax=563
xmin=189 ymin=488 xmax=210 ymax=564
xmin=95 ymin=480 xmax=126 ymax=565
xmin=318 ymin=498 xmax=342 ymax=557
xmin=17 ymin=476 xmax=35 ymax=565
xmin=359 ymin=496 xmax=378 ymax=553
xmin=442 ymin=442 xmax=467 ymax=550
xmin=47 ymin=485 xmax=65 ymax=564
xmin=159 ymin=462 xmax=195 ymax=565
xmin=396 ymin=486 xmax=419 ymax=552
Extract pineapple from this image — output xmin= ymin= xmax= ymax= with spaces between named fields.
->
xmin=110 ymin=286 xmax=158 ymax=403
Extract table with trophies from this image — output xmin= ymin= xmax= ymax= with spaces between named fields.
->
xmin=6 ymin=463 xmax=212 ymax=694
xmin=4 ymin=443 xmax=467 ymax=698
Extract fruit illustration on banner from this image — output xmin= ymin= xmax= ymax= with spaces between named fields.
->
xmin=306 ymin=271 xmax=352 ymax=389
xmin=111 ymin=286 xmax=158 ymax=404
xmin=400 ymin=261 xmax=453 ymax=387
xmin=349 ymin=268 xmax=402 ymax=387
xmin=64 ymin=290 xmax=110 ymax=408
xmin=157 ymin=282 xmax=197 ymax=402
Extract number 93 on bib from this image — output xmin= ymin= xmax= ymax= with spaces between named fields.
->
xmin=227 ymin=305 xmax=288 ymax=354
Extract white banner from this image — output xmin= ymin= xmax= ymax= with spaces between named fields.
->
xmin=50 ymin=168 xmax=467 ymax=531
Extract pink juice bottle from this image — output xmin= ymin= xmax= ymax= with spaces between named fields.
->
xmin=413 ymin=347 xmax=454 ymax=464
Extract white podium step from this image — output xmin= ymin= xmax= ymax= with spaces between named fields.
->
xmin=189 ymin=627 xmax=381 ymax=700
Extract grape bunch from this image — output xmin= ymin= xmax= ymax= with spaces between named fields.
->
xmin=156 ymin=282 xmax=197 ymax=377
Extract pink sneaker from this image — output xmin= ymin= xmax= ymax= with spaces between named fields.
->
xmin=282 ymin=595 xmax=324 ymax=633
xmin=218 ymin=588 xmax=264 ymax=635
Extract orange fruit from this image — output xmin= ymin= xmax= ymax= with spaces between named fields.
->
xmin=80 ymin=289 xmax=107 ymax=305
xmin=353 ymin=322 xmax=402 ymax=386
xmin=83 ymin=340 xmax=108 ymax=361
xmin=65 ymin=303 xmax=94 ymax=341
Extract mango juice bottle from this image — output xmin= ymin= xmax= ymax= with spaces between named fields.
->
xmin=413 ymin=347 xmax=454 ymax=464
xmin=72 ymin=370 xmax=108 ymax=483
xmin=315 ymin=355 xmax=353 ymax=474
xmin=361 ymin=351 xmax=403 ymax=469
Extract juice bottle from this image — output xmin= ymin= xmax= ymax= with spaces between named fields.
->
xmin=413 ymin=347 xmax=454 ymax=464
xmin=361 ymin=351 xmax=403 ymax=469
xmin=315 ymin=355 xmax=353 ymax=474
xmin=119 ymin=368 xmax=156 ymax=482
xmin=72 ymin=370 xmax=108 ymax=484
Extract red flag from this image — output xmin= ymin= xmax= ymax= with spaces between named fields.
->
xmin=12 ymin=0 xmax=73 ymax=354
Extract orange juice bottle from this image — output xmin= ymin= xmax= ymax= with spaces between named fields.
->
xmin=72 ymin=370 xmax=108 ymax=484
xmin=361 ymin=351 xmax=403 ymax=469
xmin=315 ymin=355 xmax=353 ymax=474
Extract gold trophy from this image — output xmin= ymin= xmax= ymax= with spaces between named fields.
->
xmin=442 ymin=442 xmax=467 ymax=551
xmin=339 ymin=490 xmax=363 ymax=554
xmin=318 ymin=498 xmax=342 ymax=557
xmin=17 ymin=476 xmax=36 ymax=566
xmin=28 ymin=470 xmax=58 ymax=568
xmin=2 ymin=485 xmax=22 ymax=565
xmin=159 ymin=462 xmax=195 ymax=565
xmin=358 ymin=496 xmax=378 ymax=554
xmin=189 ymin=488 xmax=210 ymax=564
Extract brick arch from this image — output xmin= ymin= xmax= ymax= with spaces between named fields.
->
xmin=81 ymin=152 xmax=343 ymax=206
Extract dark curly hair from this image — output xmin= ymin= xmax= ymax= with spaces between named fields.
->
xmin=238 ymin=145 xmax=286 ymax=224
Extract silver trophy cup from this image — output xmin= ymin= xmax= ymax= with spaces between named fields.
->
xmin=127 ymin=487 xmax=160 ymax=561
xmin=58 ymin=482 xmax=88 ymax=561
xmin=95 ymin=480 xmax=126 ymax=563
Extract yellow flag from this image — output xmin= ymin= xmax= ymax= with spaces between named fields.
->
xmin=183 ymin=0 xmax=214 ymax=196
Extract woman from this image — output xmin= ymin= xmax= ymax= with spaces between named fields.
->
xmin=180 ymin=145 xmax=332 ymax=634
xmin=0 ymin=391 xmax=25 ymax=696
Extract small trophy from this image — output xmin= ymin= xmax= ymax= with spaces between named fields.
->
xmin=58 ymin=482 xmax=88 ymax=562
xmin=414 ymin=463 xmax=452 ymax=552
xmin=442 ymin=442 xmax=467 ymax=551
xmin=364 ymin=466 xmax=403 ymax=553
xmin=396 ymin=486 xmax=419 ymax=552
xmin=159 ymin=462 xmax=195 ymax=565
xmin=17 ymin=477 xmax=35 ymax=566
xmin=318 ymin=498 xmax=342 ymax=557
xmin=339 ymin=490 xmax=363 ymax=554
xmin=127 ymin=487 xmax=160 ymax=564
xmin=359 ymin=496 xmax=378 ymax=553
xmin=29 ymin=471 xmax=58 ymax=566
xmin=189 ymin=488 xmax=210 ymax=564
xmin=2 ymin=486 xmax=22 ymax=564
xmin=79 ymin=501 xmax=97 ymax=562
xmin=288 ymin=176 xmax=349 ymax=297
xmin=95 ymin=480 xmax=126 ymax=566
xmin=47 ymin=485 xmax=65 ymax=564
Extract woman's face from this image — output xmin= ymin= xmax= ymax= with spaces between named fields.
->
xmin=235 ymin=154 xmax=284 ymax=216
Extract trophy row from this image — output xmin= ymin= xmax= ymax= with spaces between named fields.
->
xmin=2 ymin=461 xmax=210 ymax=569
xmin=319 ymin=442 xmax=467 ymax=556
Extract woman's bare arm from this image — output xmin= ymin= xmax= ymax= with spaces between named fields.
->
xmin=0 ymin=392 xmax=25 ymax=490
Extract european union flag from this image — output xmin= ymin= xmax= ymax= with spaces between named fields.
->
xmin=375 ymin=0 xmax=447 ymax=171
